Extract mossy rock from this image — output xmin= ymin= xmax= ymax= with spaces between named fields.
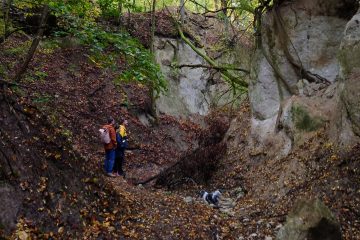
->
xmin=291 ymin=105 xmax=324 ymax=132
xmin=277 ymin=199 xmax=341 ymax=240
xmin=342 ymin=74 xmax=360 ymax=136
xmin=338 ymin=45 xmax=360 ymax=78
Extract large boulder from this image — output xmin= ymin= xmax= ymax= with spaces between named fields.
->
xmin=277 ymin=199 xmax=341 ymax=240
xmin=338 ymin=9 xmax=360 ymax=137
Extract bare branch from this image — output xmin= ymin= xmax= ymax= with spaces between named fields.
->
xmin=13 ymin=5 xmax=49 ymax=82
xmin=177 ymin=64 xmax=250 ymax=74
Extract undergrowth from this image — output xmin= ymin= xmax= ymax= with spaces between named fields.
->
xmin=55 ymin=23 xmax=167 ymax=95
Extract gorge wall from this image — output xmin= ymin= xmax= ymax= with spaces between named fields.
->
xmin=249 ymin=0 xmax=360 ymax=156
xmin=153 ymin=12 xmax=252 ymax=118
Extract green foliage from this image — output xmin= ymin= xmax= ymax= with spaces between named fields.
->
xmin=33 ymin=94 xmax=52 ymax=104
xmin=0 ymin=18 xmax=4 ymax=36
xmin=4 ymin=40 xmax=32 ymax=56
xmin=39 ymin=39 xmax=60 ymax=54
xmin=291 ymin=105 xmax=324 ymax=132
xmin=34 ymin=70 xmax=48 ymax=82
xmin=98 ymin=0 xmax=143 ymax=18
xmin=56 ymin=22 xmax=167 ymax=94
xmin=0 ymin=65 xmax=6 ymax=78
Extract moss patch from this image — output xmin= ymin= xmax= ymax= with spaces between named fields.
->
xmin=338 ymin=45 xmax=360 ymax=78
xmin=291 ymin=105 xmax=324 ymax=132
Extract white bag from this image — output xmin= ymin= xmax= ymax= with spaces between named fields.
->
xmin=99 ymin=128 xmax=111 ymax=144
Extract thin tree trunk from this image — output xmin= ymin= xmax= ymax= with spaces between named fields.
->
xmin=150 ymin=0 xmax=156 ymax=53
xmin=13 ymin=5 xmax=49 ymax=82
xmin=3 ymin=0 xmax=12 ymax=43
xmin=149 ymin=0 xmax=158 ymax=123
xmin=180 ymin=0 xmax=185 ymax=24
xmin=117 ymin=0 xmax=122 ymax=26
xmin=221 ymin=0 xmax=229 ymax=39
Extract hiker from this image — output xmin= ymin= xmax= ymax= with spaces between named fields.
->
xmin=102 ymin=117 xmax=117 ymax=177
xmin=113 ymin=118 xmax=128 ymax=177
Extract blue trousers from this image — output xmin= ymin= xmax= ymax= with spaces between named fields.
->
xmin=104 ymin=149 xmax=115 ymax=173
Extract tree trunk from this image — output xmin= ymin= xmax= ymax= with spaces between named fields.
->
xmin=149 ymin=0 xmax=158 ymax=123
xmin=180 ymin=0 xmax=185 ymax=24
xmin=117 ymin=0 xmax=123 ymax=26
xmin=2 ymin=0 xmax=12 ymax=43
xmin=13 ymin=5 xmax=49 ymax=82
xmin=221 ymin=0 xmax=230 ymax=39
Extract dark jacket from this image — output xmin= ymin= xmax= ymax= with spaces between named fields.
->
xmin=116 ymin=131 xmax=128 ymax=152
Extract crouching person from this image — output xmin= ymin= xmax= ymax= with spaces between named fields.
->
xmin=102 ymin=117 xmax=117 ymax=177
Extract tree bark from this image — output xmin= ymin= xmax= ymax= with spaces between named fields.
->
xmin=149 ymin=0 xmax=158 ymax=123
xmin=13 ymin=5 xmax=49 ymax=83
xmin=117 ymin=0 xmax=123 ymax=26
xmin=2 ymin=0 xmax=12 ymax=43
xmin=180 ymin=0 xmax=185 ymax=24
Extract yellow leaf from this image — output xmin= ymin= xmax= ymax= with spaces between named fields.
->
xmin=58 ymin=226 xmax=64 ymax=234
xmin=17 ymin=230 xmax=28 ymax=240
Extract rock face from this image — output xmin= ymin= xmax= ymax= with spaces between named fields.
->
xmin=277 ymin=199 xmax=341 ymax=240
xmin=154 ymin=38 xmax=210 ymax=117
xmin=339 ymin=9 xmax=360 ymax=137
xmin=154 ymin=13 xmax=252 ymax=117
xmin=249 ymin=0 xmax=360 ymax=156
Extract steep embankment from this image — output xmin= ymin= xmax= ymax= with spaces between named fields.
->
xmin=0 ymin=87 xmax=128 ymax=238
xmin=211 ymin=102 xmax=360 ymax=239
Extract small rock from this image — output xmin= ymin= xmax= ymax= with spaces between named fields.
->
xmin=265 ymin=236 xmax=272 ymax=240
xmin=184 ymin=196 xmax=193 ymax=203
xmin=219 ymin=208 xmax=235 ymax=216
xmin=249 ymin=233 xmax=257 ymax=238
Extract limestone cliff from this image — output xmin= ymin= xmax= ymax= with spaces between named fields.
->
xmin=154 ymin=12 xmax=252 ymax=117
xmin=249 ymin=0 xmax=360 ymax=156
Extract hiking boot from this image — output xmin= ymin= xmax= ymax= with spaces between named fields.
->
xmin=106 ymin=172 xmax=116 ymax=177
